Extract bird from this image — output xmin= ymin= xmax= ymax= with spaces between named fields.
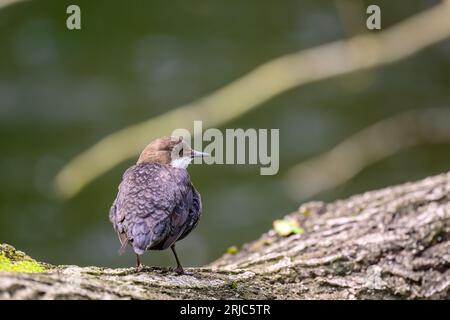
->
xmin=109 ymin=136 xmax=208 ymax=274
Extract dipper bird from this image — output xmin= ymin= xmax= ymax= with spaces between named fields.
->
xmin=109 ymin=136 xmax=208 ymax=274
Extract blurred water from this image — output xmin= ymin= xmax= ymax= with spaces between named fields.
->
xmin=1 ymin=0 xmax=450 ymax=268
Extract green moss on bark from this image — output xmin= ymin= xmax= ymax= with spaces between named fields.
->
xmin=0 ymin=244 xmax=46 ymax=273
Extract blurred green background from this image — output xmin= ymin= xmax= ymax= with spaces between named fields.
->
xmin=1 ymin=0 xmax=450 ymax=268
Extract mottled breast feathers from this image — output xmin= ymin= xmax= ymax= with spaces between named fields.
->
xmin=109 ymin=163 xmax=202 ymax=255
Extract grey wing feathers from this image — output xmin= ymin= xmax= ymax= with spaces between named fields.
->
xmin=109 ymin=163 xmax=201 ymax=255
xmin=177 ymin=186 xmax=202 ymax=242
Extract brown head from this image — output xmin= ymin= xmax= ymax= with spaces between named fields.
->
xmin=137 ymin=136 xmax=209 ymax=168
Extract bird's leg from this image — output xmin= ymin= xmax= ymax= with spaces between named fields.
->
xmin=135 ymin=254 xmax=143 ymax=272
xmin=170 ymin=244 xmax=184 ymax=275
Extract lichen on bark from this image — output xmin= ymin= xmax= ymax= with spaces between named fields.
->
xmin=0 ymin=244 xmax=47 ymax=273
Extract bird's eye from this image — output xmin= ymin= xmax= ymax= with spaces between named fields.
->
xmin=179 ymin=149 xmax=183 ymax=157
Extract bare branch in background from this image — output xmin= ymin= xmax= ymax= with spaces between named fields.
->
xmin=334 ymin=0 xmax=366 ymax=36
xmin=55 ymin=1 xmax=450 ymax=199
xmin=0 ymin=0 xmax=27 ymax=10
xmin=284 ymin=107 xmax=450 ymax=200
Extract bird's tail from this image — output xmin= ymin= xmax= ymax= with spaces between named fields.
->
xmin=117 ymin=232 xmax=128 ymax=256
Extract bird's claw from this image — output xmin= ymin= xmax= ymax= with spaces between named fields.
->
xmin=175 ymin=267 xmax=184 ymax=275
xmin=135 ymin=264 xmax=144 ymax=273
xmin=169 ymin=266 xmax=186 ymax=275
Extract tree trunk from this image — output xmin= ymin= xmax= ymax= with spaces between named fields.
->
xmin=1 ymin=172 xmax=449 ymax=299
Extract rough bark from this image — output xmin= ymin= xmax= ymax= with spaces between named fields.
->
xmin=1 ymin=172 xmax=449 ymax=299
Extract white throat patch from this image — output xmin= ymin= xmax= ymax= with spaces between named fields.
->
xmin=171 ymin=156 xmax=192 ymax=169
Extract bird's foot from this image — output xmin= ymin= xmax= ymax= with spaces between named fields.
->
xmin=135 ymin=264 xmax=144 ymax=273
xmin=175 ymin=266 xmax=184 ymax=275
xmin=169 ymin=266 xmax=188 ymax=275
